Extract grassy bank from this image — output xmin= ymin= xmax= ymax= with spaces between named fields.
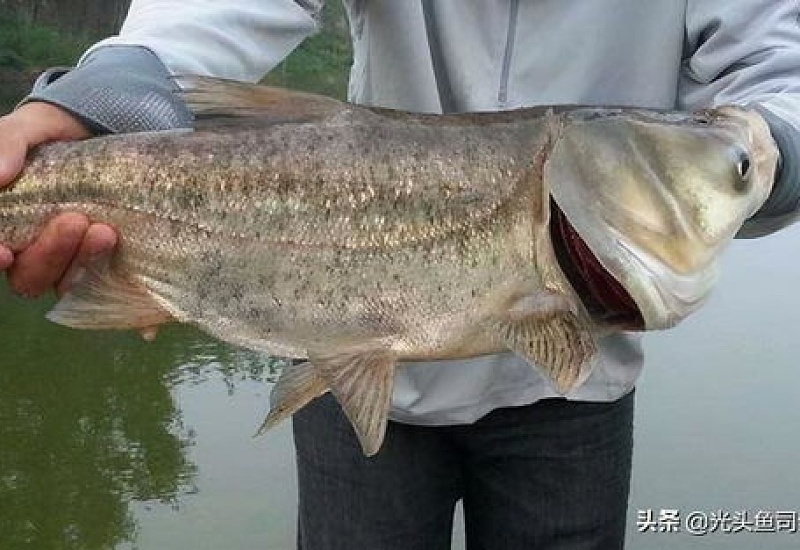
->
xmin=263 ymin=2 xmax=352 ymax=99
xmin=0 ymin=12 xmax=93 ymax=110
xmin=0 ymin=13 xmax=91 ymax=70
xmin=0 ymin=3 xmax=351 ymax=112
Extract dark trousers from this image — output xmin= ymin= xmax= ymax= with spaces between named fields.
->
xmin=292 ymin=390 xmax=634 ymax=550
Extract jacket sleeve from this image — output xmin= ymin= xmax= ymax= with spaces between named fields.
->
xmin=86 ymin=0 xmax=324 ymax=81
xmin=23 ymin=0 xmax=324 ymax=134
xmin=680 ymin=1 xmax=800 ymax=237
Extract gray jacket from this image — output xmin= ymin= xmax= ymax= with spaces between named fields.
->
xmin=29 ymin=0 xmax=800 ymax=425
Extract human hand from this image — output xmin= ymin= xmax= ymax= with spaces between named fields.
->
xmin=0 ymin=102 xmax=117 ymax=297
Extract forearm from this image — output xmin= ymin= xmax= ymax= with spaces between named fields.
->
xmin=741 ymin=100 xmax=800 ymax=237
xmin=89 ymin=0 xmax=323 ymax=81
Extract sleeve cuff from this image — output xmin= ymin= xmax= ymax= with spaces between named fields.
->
xmin=739 ymin=106 xmax=800 ymax=238
xmin=21 ymin=45 xmax=193 ymax=135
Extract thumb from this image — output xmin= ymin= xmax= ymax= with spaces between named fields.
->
xmin=0 ymin=101 xmax=90 ymax=187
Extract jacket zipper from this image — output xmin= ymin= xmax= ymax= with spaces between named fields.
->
xmin=498 ymin=0 xmax=520 ymax=105
xmin=421 ymin=0 xmax=457 ymax=113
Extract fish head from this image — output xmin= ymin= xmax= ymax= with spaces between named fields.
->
xmin=547 ymin=106 xmax=778 ymax=329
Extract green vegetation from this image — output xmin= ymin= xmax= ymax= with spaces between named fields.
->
xmin=263 ymin=2 xmax=353 ymax=99
xmin=0 ymin=12 xmax=94 ymax=110
xmin=0 ymin=13 xmax=91 ymax=70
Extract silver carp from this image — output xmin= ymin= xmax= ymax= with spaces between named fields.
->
xmin=0 ymin=78 xmax=777 ymax=454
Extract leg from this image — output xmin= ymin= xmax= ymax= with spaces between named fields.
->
xmin=292 ymin=393 xmax=463 ymax=550
xmin=459 ymin=391 xmax=635 ymax=550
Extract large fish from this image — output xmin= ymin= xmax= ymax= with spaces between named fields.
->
xmin=0 ymin=78 xmax=777 ymax=455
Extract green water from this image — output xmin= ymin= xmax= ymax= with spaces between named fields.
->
xmin=0 ymin=282 xmax=297 ymax=550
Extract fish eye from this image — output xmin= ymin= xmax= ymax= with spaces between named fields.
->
xmin=737 ymin=152 xmax=752 ymax=180
xmin=730 ymin=150 xmax=752 ymax=193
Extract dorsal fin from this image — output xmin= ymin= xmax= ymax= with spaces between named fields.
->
xmin=175 ymin=75 xmax=347 ymax=123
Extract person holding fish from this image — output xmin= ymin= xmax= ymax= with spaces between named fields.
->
xmin=0 ymin=1 xmax=798 ymax=549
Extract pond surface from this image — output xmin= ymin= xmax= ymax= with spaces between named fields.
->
xmin=0 ymin=224 xmax=798 ymax=550
xmin=0 ymin=284 xmax=295 ymax=549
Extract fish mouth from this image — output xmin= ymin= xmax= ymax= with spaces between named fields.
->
xmin=550 ymin=191 xmax=719 ymax=331
xmin=549 ymin=199 xmax=645 ymax=331
xmin=550 ymin=196 xmax=720 ymax=331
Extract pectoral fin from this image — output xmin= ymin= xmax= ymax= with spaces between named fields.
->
xmin=310 ymin=345 xmax=397 ymax=457
xmin=46 ymin=266 xmax=172 ymax=332
xmin=487 ymin=290 xmax=596 ymax=394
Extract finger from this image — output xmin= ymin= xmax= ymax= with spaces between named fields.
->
xmin=0 ymin=103 xmax=90 ymax=188
xmin=57 ymin=223 xmax=118 ymax=297
xmin=0 ymin=132 xmax=27 ymax=188
xmin=7 ymin=213 xmax=89 ymax=297
xmin=0 ymin=245 xmax=13 ymax=271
